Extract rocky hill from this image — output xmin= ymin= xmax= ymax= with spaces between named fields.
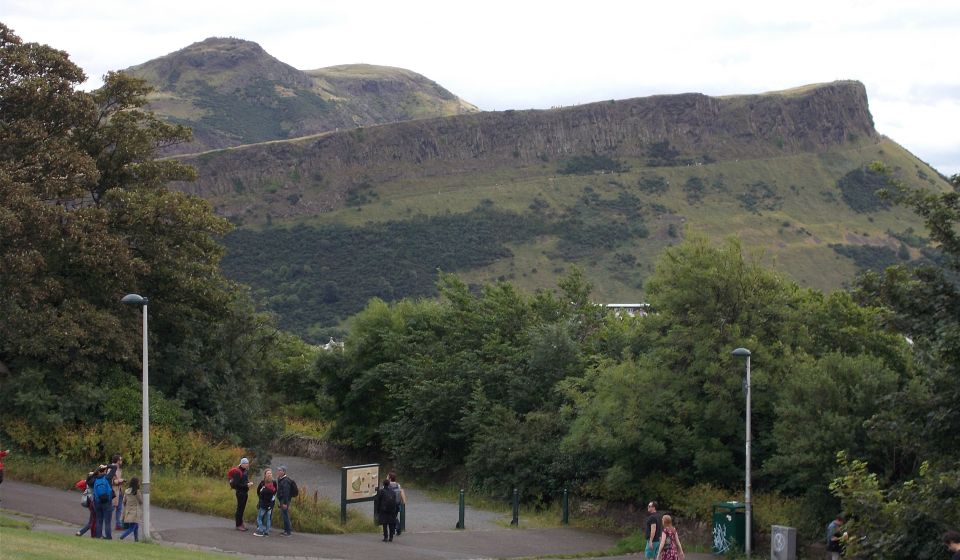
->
xmin=124 ymin=37 xmax=478 ymax=153
xmin=175 ymin=80 xmax=878 ymax=219
xmin=168 ymin=81 xmax=949 ymax=341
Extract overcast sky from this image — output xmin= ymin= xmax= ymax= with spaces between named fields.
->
xmin=5 ymin=0 xmax=958 ymax=175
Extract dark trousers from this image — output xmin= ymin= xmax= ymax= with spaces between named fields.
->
xmin=95 ymin=502 xmax=114 ymax=538
xmin=381 ymin=514 xmax=396 ymax=540
xmin=235 ymin=490 xmax=248 ymax=527
xmin=114 ymin=492 xmax=123 ymax=528
xmin=280 ymin=504 xmax=292 ymax=534
xmin=393 ymin=504 xmax=403 ymax=535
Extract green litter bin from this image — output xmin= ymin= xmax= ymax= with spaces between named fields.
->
xmin=712 ymin=501 xmax=747 ymax=555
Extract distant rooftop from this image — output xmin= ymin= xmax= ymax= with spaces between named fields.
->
xmin=605 ymin=303 xmax=651 ymax=317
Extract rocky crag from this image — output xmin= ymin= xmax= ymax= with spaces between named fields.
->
xmin=174 ymin=80 xmax=878 ymax=220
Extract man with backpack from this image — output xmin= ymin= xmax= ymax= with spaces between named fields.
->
xmin=229 ymin=457 xmax=253 ymax=531
xmin=374 ymin=478 xmax=398 ymax=542
xmin=387 ymin=471 xmax=407 ymax=537
xmin=276 ymin=465 xmax=298 ymax=537
xmin=92 ymin=465 xmax=115 ymax=538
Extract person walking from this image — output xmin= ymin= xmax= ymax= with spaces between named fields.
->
xmin=655 ymin=514 xmax=685 ymax=560
xmin=92 ymin=465 xmax=114 ymax=539
xmin=826 ymin=514 xmax=845 ymax=560
xmin=75 ymin=466 xmax=101 ymax=538
xmin=107 ymin=454 xmax=125 ymax=531
xmin=374 ymin=479 xmax=398 ymax=542
xmin=645 ymin=501 xmax=663 ymax=558
xmin=230 ymin=457 xmax=253 ymax=531
xmin=944 ymin=531 xmax=960 ymax=560
xmin=0 ymin=448 xmax=9 ymax=498
xmin=387 ymin=471 xmax=407 ymax=537
xmin=276 ymin=465 xmax=294 ymax=536
xmin=254 ymin=469 xmax=276 ymax=537
xmin=119 ymin=477 xmax=142 ymax=541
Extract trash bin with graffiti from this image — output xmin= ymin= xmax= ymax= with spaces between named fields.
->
xmin=712 ymin=501 xmax=749 ymax=555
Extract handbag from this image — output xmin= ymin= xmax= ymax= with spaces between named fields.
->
xmin=81 ymin=489 xmax=90 ymax=508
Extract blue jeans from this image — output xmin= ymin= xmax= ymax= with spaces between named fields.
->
xmin=256 ymin=507 xmax=273 ymax=534
xmin=95 ymin=502 xmax=114 ymax=538
xmin=280 ymin=504 xmax=292 ymax=534
xmin=119 ymin=522 xmax=139 ymax=541
xmin=114 ymin=496 xmax=123 ymax=527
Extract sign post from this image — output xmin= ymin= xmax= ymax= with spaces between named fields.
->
xmin=340 ymin=463 xmax=380 ymax=524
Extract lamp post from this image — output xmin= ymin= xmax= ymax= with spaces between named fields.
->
xmin=121 ymin=293 xmax=151 ymax=542
xmin=731 ymin=347 xmax=751 ymax=557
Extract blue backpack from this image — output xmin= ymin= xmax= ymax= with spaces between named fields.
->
xmin=93 ymin=475 xmax=112 ymax=504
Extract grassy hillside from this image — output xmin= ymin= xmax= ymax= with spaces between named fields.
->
xmin=217 ymin=132 xmax=948 ymax=341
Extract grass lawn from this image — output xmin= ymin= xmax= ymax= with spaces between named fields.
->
xmin=0 ymin=514 xmax=32 ymax=529
xmin=0 ymin=526 xmax=233 ymax=559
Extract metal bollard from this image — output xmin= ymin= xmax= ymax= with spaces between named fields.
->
xmin=400 ymin=502 xmax=406 ymax=532
xmin=511 ymin=488 xmax=519 ymax=526
xmin=562 ymin=488 xmax=569 ymax=525
xmin=456 ymin=489 xmax=465 ymax=529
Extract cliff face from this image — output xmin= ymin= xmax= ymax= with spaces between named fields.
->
xmin=176 ymin=80 xmax=878 ymax=219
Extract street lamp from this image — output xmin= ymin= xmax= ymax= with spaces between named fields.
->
xmin=731 ymin=347 xmax=751 ymax=557
xmin=121 ymin=293 xmax=151 ymax=542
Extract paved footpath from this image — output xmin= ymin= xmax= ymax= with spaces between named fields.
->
xmin=0 ymin=454 xmax=712 ymax=559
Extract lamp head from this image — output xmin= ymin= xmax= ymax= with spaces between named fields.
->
xmin=731 ymin=347 xmax=751 ymax=357
xmin=121 ymin=293 xmax=148 ymax=306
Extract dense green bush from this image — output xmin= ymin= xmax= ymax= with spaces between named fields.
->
xmin=2 ymin=420 xmax=243 ymax=477
xmin=830 ymin=244 xmax=903 ymax=273
xmin=684 ymin=176 xmax=706 ymax=204
xmin=737 ymin=181 xmax=782 ymax=212
xmin=837 ymin=167 xmax=893 ymax=213
xmin=558 ymin=155 xmax=629 ymax=175
xmin=646 ymin=140 xmax=681 ymax=166
xmin=638 ymin=175 xmax=670 ymax=194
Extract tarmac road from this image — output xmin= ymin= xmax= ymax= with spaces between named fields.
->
xmin=0 ymin=454 xmax=712 ymax=559
xmin=0 ymin=478 xmax=618 ymax=559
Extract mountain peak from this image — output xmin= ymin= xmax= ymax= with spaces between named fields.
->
xmin=123 ymin=37 xmax=479 ymax=153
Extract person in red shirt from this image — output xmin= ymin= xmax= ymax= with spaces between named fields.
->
xmin=0 ymin=448 xmax=10 ymax=492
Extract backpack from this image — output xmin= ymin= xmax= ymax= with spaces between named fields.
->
xmin=227 ymin=466 xmax=241 ymax=489
xmin=93 ymin=476 xmax=112 ymax=504
xmin=379 ymin=485 xmax=397 ymax=513
xmin=288 ymin=478 xmax=299 ymax=498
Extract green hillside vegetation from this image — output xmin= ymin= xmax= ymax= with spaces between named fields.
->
xmin=220 ymin=136 xmax=948 ymax=341
xmin=125 ymin=38 xmax=478 ymax=153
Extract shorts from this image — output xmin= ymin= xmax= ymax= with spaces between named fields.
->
xmin=646 ymin=540 xmax=660 ymax=558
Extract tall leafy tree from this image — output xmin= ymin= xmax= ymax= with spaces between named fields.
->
xmin=829 ymin=167 xmax=960 ymax=557
xmin=852 ymin=166 xmax=960 ymax=472
xmin=0 ymin=24 xmax=284 ymax=444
